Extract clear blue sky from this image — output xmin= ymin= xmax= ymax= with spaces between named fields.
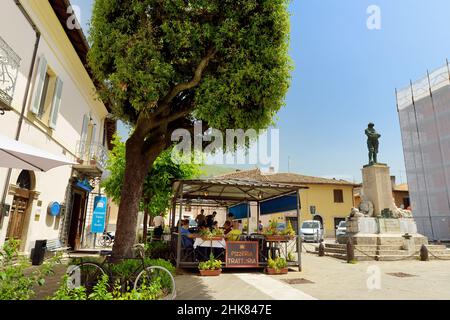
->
xmin=71 ymin=0 xmax=450 ymax=183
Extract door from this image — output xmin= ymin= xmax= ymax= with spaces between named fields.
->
xmin=6 ymin=196 xmax=29 ymax=240
xmin=68 ymin=190 xmax=87 ymax=250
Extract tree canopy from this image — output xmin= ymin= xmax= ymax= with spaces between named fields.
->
xmin=89 ymin=0 xmax=292 ymax=134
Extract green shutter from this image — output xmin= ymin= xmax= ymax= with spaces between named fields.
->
xmin=49 ymin=77 xmax=63 ymax=129
xmin=30 ymin=56 xmax=47 ymax=114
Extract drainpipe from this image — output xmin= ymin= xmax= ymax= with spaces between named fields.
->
xmin=0 ymin=0 xmax=41 ymax=229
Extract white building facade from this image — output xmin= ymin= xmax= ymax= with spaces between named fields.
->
xmin=396 ymin=60 xmax=450 ymax=241
xmin=0 ymin=0 xmax=114 ymax=252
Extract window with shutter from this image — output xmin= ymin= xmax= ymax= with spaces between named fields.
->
xmin=30 ymin=56 xmax=47 ymax=114
xmin=333 ymin=189 xmax=344 ymax=203
xmin=49 ymin=77 xmax=63 ymax=129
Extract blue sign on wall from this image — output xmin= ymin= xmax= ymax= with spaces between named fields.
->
xmin=48 ymin=202 xmax=61 ymax=216
xmin=91 ymin=196 xmax=107 ymax=233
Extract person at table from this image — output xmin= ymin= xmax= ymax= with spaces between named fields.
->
xmin=212 ymin=221 xmax=219 ymax=231
xmin=206 ymin=211 xmax=217 ymax=229
xmin=181 ymin=219 xmax=195 ymax=248
xmin=152 ymin=212 xmax=165 ymax=240
xmin=196 ymin=209 xmax=206 ymax=227
xmin=226 ymin=212 xmax=234 ymax=222
xmin=223 ymin=221 xmax=241 ymax=241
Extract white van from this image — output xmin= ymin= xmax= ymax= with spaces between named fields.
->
xmin=300 ymin=220 xmax=323 ymax=243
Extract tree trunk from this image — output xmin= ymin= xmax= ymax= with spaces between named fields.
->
xmin=111 ymin=135 xmax=158 ymax=259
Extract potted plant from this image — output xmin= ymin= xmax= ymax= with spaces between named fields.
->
xmin=90 ymin=155 xmax=98 ymax=166
xmin=280 ymin=221 xmax=296 ymax=240
xmin=200 ymin=228 xmax=223 ymax=241
xmin=199 ymin=253 xmax=222 ymax=276
xmin=266 ymin=256 xmax=288 ymax=275
xmin=263 ymin=221 xmax=285 ymax=241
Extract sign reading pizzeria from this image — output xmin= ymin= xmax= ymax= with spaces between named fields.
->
xmin=225 ymin=241 xmax=259 ymax=268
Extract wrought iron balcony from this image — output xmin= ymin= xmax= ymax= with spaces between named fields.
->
xmin=73 ymin=141 xmax=109 ymax=177
xmin=0 ymin=36 xmax=21 ymax=114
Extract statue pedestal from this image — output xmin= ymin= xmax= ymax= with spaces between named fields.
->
xmin=339 ymin=217 xmax=427 ymax=246
xmin=362 ymin=164 xmax=396 ymax=216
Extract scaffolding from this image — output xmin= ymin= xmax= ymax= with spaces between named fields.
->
xmin=396 ymin=59 xmax=450 ymax=241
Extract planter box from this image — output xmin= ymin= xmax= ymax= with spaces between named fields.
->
xmin=265 ymin=267 xmax=288 ymax=275
xmin=265 ymin=235 xmax=291 ymax=242
xmin=199 ymin=269 xmax=222 ymax=276
xmin=201 ymin=236 xmax=224 ymax=241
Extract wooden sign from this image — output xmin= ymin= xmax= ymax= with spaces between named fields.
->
xmin=225 ymin=241 xmax=259 ymax=268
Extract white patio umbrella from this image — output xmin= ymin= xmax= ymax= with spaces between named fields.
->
xmin=0 ymin=134 xmax=77 ymax=172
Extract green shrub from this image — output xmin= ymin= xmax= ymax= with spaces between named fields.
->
xmin=198 ymin=253 xmax=222 ymax=271
xmin=267 ymin=257 xmax=287 ymax=271
xmin=145 ymin=241 xmax=171 ymax=260
xmin=0 ymin=240 xmax=61 ymax=300
xmin=50 ymin=273 xmax=163 ymax=300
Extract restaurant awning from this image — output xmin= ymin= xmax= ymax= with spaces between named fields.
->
xmin=172 ymin=178 xmax=308 ymax=207
xmin=0 ymin=134 xmax=76 ymax=172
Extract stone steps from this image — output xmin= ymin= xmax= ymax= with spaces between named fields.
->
xmin=315 ymin=242 xmax=450 ymax=261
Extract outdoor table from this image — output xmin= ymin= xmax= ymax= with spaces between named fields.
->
xmin=193 ymin=237 xmax=226 ymax=261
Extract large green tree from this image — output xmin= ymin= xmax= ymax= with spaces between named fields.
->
xmin=89 ymin=0 xmax=292 ymax=257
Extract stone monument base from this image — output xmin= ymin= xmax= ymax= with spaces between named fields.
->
xmin=337 ymin=217 xmax=428 ymax=246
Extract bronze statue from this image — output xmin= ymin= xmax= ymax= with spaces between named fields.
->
xmin=365 ymin=123 xmax=380 ymax=165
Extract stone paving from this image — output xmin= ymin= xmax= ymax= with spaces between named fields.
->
xmin=175 ymin=244 xmax=450 ymax=300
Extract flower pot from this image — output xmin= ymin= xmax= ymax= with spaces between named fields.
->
xmin=201 ymin=236 xmax=223 ymax=241
xmin=265 ymin=267 xmax=288 ymax=275
xmin=199 ymin=269 xmax=222 ymax=276
xmin=265 ymin=235 xmax=289 ymax=242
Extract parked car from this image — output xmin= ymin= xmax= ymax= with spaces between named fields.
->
xmin=335 ymin=220 xmax=347 ymax=241
xmin=300 ymin=220 xmax=323 ymax=243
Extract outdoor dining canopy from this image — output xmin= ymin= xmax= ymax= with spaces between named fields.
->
xmin=170 ymin=178 xmax=308 ymax=271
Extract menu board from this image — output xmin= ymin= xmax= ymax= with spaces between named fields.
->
xmin=225 ymin=241 xmax=259 ymax=268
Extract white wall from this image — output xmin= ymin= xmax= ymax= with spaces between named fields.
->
xmin=0 ymin=1 xmax=109 ymax=252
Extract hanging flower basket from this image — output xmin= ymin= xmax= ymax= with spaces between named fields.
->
xmin=265 ymin=267 xmax=288 ymax=275
xmin=199 ymin=269 xmax=222 ymax=276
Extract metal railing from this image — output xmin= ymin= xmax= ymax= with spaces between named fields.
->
xmin=75 ymin=141 xmax=108 ymax=169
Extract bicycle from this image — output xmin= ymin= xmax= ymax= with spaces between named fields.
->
xmin=96 ymin=231 xmax=114 ymax=247
xmin=66 ymin=244 xmax=176 ymax=300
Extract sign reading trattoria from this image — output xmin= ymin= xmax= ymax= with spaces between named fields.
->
xmin=225 ymin=241 xmax=259 ymax=268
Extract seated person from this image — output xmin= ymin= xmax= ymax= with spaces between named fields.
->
xmin=180 ymin=219 xmax=195 ymax=248
xmin=223 ymin=221 xmax=241 ymax=241
xmin=223 ymin=221 xmax=233 ymax=235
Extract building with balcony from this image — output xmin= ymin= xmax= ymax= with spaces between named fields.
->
xmin=0 ymin=0 xmax=116 ymax=252
xmin=396 ymin=60 xmax=450 ymax=241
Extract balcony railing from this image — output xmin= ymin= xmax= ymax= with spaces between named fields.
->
xmin=0 ymin=36 xmax=21 ymax=113
xmin=75 ymin=141 xmax=108 ymax=170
